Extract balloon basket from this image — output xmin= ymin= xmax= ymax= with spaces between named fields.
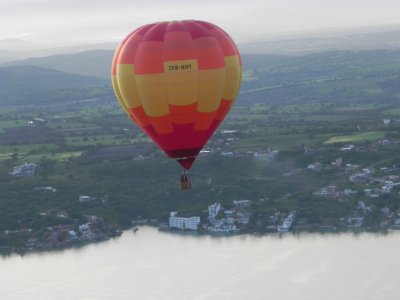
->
xmin=180 ymin=180 xmax=192 ymax=190
xmin=180 ymin=170 xmax=192 ymax=190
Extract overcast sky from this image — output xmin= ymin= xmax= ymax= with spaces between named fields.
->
xmin=1 ymin=0 xmax=400 ymax=46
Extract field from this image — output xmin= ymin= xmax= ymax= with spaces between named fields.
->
xmin=0 ymin=120 xmax=29 ymax=133
xmin=323 ymin=131 xmax=387 ymax=144
xmin=231 ymin=133 xmax=331 ymax=151
xmin=384 ymin=107 xmax=400 ymax=116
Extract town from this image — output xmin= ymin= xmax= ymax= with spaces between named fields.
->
xmin=167 ymin=200 xmax=296 ymax=234
xmin=4 ymin=128 xmax=400 ymax=253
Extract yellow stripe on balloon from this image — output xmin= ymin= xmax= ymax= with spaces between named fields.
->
xmin=135 ymin=73 xmax=169 ymax=117
xmin=111 ymin=75 xmax=130 ymax=114
xmin=164 ymin=60 xmax=198 ymax=106
xmin=197 ymin=68 xmax=225 ymax=112
xmin=223 ymin=55 xmax=242 ymax=101
xmin=116 ymin=64 xmax=142 ymax=109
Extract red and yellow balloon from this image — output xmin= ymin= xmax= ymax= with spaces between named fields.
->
xmin=112 ymin=20 xmax=242 ymax=170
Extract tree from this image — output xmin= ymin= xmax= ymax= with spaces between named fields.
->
xmin=10 ymin=152 xmax=18 ymax=162
xmin=39 ymin=157 xmax=56 ymax=178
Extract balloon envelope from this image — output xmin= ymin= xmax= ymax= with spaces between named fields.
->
xmin=112 ymin=20 xmax=242 ymax=169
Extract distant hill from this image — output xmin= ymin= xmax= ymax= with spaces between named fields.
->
xmin=246 ymin=49 xmax=400 ymax=69
xmin=1 ymin=24 xmax=400 ymax=65
xmin=6 ymin=47 xmax=400 ymax=80
xmin=2 ymin=48 xmax=400 ymax=107
xmin=5 ymin=51 xmax=283 ymax=77
xmin=240 ymin=27 xmax=400 ymax=55
xmin=0 ymin=42 xmax=117 ymax=64
xmin=238 ymin=49 xmax=400 ymax=107
xmin=4 ymin=50 xmax=114 ymax=79
xmin=0 ymin=65 xmax=110 ymax=105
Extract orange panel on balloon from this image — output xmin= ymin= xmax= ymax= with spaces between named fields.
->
xmin=194 ymin=111 xmax=217 ymax=131
xmin=130 ymin=107 xmax=151 ymax=127
xmin=148 ymin=115 xmax=173 ymax=134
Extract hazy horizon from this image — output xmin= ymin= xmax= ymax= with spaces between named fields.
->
xmin=1 ymin=0 xmax=400 ymax=47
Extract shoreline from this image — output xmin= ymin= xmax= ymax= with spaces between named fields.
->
xmin=2 ymin=224 xmax=400 ymax=257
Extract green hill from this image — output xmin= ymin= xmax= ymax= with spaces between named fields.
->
xmin=3 ymin=50 xmax=114 ymax=79
xmin=0 ymin=65 xmax=110 ymax=105
xmin=239 ymin=49 xmax=400 ymax=106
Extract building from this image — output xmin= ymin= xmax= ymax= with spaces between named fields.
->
xmin=307 ymin=162 xmax=322 ymax=172
xmin=78 ymin=224 xmax=90 ymax=232
xmin=383 ymin=119 xmax=391 ymax=126
xmin=169 ymin=212 xmax=200 ymax=230
xmin=343 ymin=188 xmax=357 ymax=196
xmin=349 ymin=173 xmax=372 ymax=184
xmin=233 ymin=200 xmax=251 ymax=206
xmin=79 ymin=195 xmax=92 ymax=203
xmin=68 ymin=230 xmax=78 ymax=240
xmin=331 ymin=158 xmax=343 ymax=167
xmin=340 ymin=145 xmax=355 ymax=151
xmin=34 ymin=186 xmax=57 ymax=192
xmin=9 ymin=162 xmax=37 ymax=177
xmin=208 ymin=203 xmax=221 ymax=222
xmin=277 ymin=211 xmax=296 ymax=232
xmin=313 ymin=185 xmax=338 ymax=197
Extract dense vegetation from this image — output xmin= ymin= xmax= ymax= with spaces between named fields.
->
xmin=1 ymin=49 xmax=400 ymax=250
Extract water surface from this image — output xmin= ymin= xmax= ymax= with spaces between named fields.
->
xmin=1 ymin=227 xmax=399 ymax=300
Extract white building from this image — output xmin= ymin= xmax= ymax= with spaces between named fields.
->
xmin=34 ymin=186 xmax=57 ymax=192
xmin=307 ymin=162 xmax=322 ymax=172
xmin=340 ymin=145 xmax=355 ymax=151
xmin=233 ymin=200 xmax=251 ymax=206
xmin=344 ymin=188 xmax=357 ymax=196
xmin=79 ymin=195 xmax=92 ymax=203
xmin=208 ymin=203 xmax=221 ymax=222
xmin=169 ymin=212 xmax=200 ymax=230
xmin=277 ymin=211 xmax=296 ymax=232
xmin=9 ymin=162 xmax=37 ymax=177
xmin=68 ymin=230 xmax=78 ymax=240
xmin=78 ymin=224 xmax=90 ymax=232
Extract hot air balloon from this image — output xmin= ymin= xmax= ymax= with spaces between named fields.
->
xmin=111 ymin=20 xmax=242 ymax=189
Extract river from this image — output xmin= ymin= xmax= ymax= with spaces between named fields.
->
xmin=1 ymin=226 xmax=400 ymax=300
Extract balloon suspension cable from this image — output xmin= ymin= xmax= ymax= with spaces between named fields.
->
xmin=180 ymin=169 xmax=192 ymax=191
